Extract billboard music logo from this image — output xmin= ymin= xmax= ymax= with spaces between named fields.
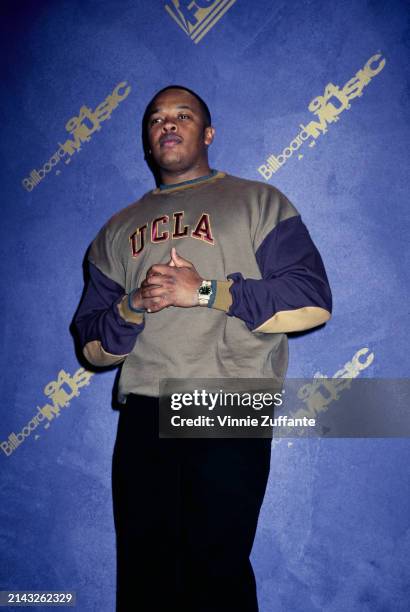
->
xmin=1 ymin=367 xmax=94 ymax=457
xmin=258 ymin=53 xmax=386 ymax=180
xmin=21 ymin=81 xmax=131 ymax=192
xmin=165 ymin=0 xmax=237 ymax=44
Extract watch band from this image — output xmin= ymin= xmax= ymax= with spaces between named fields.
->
xmin=197 ymin=280 xmax=216 ymax=307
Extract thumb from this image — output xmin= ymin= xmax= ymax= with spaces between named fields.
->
xmin=171 ymin=247 xmax=192 ymax=268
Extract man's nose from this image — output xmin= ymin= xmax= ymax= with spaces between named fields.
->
xmin=162 ymin=117 xmax=177 ymax=131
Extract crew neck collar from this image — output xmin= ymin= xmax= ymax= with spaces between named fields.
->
xmin=159 ymin=169 xmax=218 ymax=191
xmin=152 ymin=170 xmax=225 ymax=195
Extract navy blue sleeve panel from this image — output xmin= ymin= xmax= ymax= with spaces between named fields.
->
xmin=227 ymin=215 xmax=332 ymax=333
xmin=74 ymin=262 xmax=145 ymax=367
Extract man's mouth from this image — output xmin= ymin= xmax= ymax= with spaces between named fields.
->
xmin=159 ymin=135 xmax=182 ymax=147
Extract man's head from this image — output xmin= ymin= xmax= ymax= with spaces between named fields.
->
xmin=142 ymin=86 xmax=215 ymax=182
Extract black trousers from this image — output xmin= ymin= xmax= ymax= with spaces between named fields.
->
xmin=112 ymin=394 xmax=272 ymax=612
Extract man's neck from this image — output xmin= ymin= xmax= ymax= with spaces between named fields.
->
xmin=159 ymin=169 xmax=217 ymax=191
xmin=159 ymin=164 xmax=212 ymax=186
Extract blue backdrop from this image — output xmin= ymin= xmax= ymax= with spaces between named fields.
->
xmin=1 ymin=1 xmax=409 ymax=610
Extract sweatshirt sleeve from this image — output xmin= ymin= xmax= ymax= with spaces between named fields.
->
xmin=74 ymin=262 xmax=145 ymax=367
xmin=218 ymin=214 xmax=332 ymax=333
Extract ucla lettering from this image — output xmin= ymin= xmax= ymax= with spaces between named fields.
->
xmin=130 ymin=224 xmax=148 ymax=257
xmin=191 ymin=213 xmax=214 ymax=243
xmin=129 ymin=211 xmax=214 ymax=257
xmin=152 ymin=216 xmax=170 ymax=243
xmin=173 ymin=211 xmax=189 ymax=238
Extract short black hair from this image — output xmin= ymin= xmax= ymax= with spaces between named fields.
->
xmin=142 ymin=85 xmax=212 ymax=133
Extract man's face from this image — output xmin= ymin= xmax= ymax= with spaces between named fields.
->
xmin=146 ymin=89 xmax=214 ymax=175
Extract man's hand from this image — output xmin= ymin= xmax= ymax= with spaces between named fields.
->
xmin=140 ymin=248 xmax=203 ymax=313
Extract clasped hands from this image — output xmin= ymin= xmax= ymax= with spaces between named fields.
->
xmin=131 ymin=247 xmax=203 ymax=313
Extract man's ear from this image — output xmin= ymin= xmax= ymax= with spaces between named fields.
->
xmin=204 ymin=126 xmax=215 ymax=147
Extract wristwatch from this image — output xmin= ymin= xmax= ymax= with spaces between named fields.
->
xmin=197 ymin=280 xmax=214 ymax=306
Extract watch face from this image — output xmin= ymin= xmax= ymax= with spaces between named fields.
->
xmin=199 ymin=286 xmax=212 ymax=296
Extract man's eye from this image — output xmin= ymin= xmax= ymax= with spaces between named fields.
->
xmin=150 ymin=117 xmax=162 ymax=126
xmin=178 ymin=114 xmax=190 ymax=120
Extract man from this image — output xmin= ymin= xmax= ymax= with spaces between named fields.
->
xmin=74 ymin=85 xmax=332 ymax=611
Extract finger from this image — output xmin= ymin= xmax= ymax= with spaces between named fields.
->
xmin=142 ymin=288 xmax=174 ymax=305
xmin=164 ymin=248 xmax=175 ymax=268
xmin=141 ymin=286 xmax=172 ymax=298
xmin=146 ymin=274 xmax=176 ymax=287
xmin=142 ymin=297 xmax=170 ymax=313
xmin=146 ymin=302 xmax=161 ymax=313
xmin=171 ymin=248 xmax=193 ymax=268
xmin=146 ymin=265 xmax=161 ymax=277
xmin=142 ymin=297 xmax=161 ymax=312
xmin=141 ymin=278 xmax=163 ymax=289
xmin=143 ymin=279 xmax=165 ymax=289
xmin=149 ymin=264 xmax=173 ymax=275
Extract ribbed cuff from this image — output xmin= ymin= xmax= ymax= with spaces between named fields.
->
xmin=128 ymin=289 xmax=146 ymax=313
xmin=209 ymin=280 xmax=234 ymax=312
xmin=117 ymin=294 xmax=145 ymax=324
